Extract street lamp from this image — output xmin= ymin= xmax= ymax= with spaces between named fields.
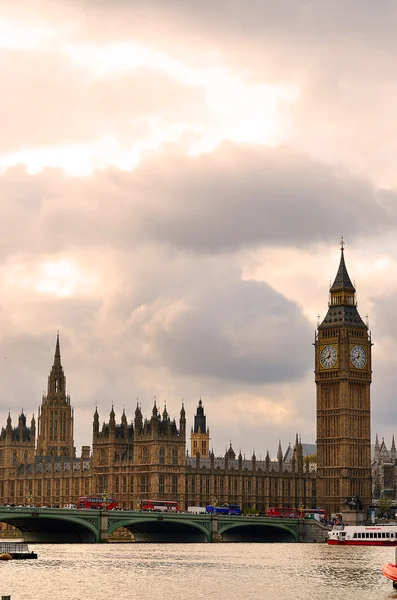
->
xmin=102 ymin=490 xmax=108 ymax=510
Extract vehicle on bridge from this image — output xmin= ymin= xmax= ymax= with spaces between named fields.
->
xmin=206 ymin=503 xmax=242 ymax=515
xmin=267 ymin=507 xmax=298 ymax=518
xmin=187 ymin=506 xmax=207 ymax=514
xmin=78 ymin=496 xmax=118 ymax=510
xmin=267 ymin=507 xmax=327 ymax=520
xmin=141 ymin=499 xmax=178 ymax=512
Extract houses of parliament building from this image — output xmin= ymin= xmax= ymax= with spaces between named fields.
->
xmin=0 ymin=244 xmax=378 ymax=514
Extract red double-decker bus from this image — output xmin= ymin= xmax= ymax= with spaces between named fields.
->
xmin=141 ymin=499 xmax=178 ymax=512
xmin=78 ymin=496 xmax=118 ymax=510
xmin=267 ymin=507 xmax=299 ymax=518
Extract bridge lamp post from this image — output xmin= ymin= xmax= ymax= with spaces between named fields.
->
xmin=102 ymin=490 xmax=108 ymax=510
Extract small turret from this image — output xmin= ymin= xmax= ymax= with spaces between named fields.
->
xmin=179 ymin=401 xmax=186 ymax=436
xmin=277 ymin=440 xmax=283 ymax=466
xmin=93 ymin=406 xmax=99 ymax=438
xmin=6 ymin=413 xmax=11 ymax=441
xmin=392 ymin=435 xmax=396 ymax=462
xmin=121 ymin=408 xmax=128 ymax=438
xmin=30 ymin=414 xmax=36 ymax=441
xmin=134 ymin=402 xmax=142 ymax=433
xmin=374 ymin=433 xmax=380 ymax=460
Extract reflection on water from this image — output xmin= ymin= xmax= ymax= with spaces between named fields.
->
xmin=0 ymin=543 xmax=396 ymax=600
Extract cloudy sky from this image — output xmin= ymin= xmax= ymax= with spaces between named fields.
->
xmin=1 ymin=0 xmax=397 ymax=459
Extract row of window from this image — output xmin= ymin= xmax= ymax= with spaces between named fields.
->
xmin=98 ymin=446 xmax=180 ymax=465
xmin=353 ymin=532 xmax=394 ymax=539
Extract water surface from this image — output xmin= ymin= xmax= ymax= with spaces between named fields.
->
xmin=0 ymin=542 xmax=395 ymax=600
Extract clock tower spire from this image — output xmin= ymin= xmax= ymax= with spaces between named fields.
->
xmin=315 ymin=240 xmax=372 ymax=515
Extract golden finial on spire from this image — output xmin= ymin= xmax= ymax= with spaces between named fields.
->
xmin=340 ymin=235 xmax=345 ymax=251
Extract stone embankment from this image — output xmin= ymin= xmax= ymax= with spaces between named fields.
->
xmin=300 ymin=519 xmax=330 ymax=543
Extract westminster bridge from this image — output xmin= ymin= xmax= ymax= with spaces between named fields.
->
xmin=0 ymin=506 xmax=330 ymax=543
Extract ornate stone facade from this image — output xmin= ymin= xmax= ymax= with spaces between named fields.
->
xmin=315 ymin=242 xmax=372 ymax=515
xmin=0 ymin=337 xmax=315 ymax=511
xmin=372 ymin=435 xmax=397 ymax=500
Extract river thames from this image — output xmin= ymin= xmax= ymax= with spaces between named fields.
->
xmin=0 ymin=542 xmax=395 ymax=600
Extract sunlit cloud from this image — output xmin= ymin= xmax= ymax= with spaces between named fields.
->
xmin=0 ymin=38 xmax=299 ymax=174
xmin=3 ymin=258 xmax=97 ymax=298
xmin=0 ymin=20 xmax=56 ymax=49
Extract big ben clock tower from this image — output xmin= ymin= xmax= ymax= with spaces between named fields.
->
xmin=315 ymin=240 xmax=372 ymax=516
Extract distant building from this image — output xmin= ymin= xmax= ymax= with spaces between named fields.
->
xmin=372 ymin=435 xmax=397 ymax=500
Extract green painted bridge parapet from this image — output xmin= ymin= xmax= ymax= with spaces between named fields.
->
xmin=0 ymin=506 xmax=327 ymax=543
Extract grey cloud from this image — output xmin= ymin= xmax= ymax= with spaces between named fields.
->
xmin=150 ymin=273 xmax=313 ymax=384
xmin=1 ymin=145 xmax=395 ymax=260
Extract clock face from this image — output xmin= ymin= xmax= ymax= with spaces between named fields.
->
xmin=320 ymin=345 xmax=337 ymax=369
xmin=351 ymin=344 xmax=367 ymax=369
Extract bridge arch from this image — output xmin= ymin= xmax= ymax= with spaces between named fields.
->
xmin=0 ymin=510 xmax=99 ymax=543
xmin=108 ymin=516 xmax=211 ymax=543
xmin=218 ymin=521 xmax=298 ymax=543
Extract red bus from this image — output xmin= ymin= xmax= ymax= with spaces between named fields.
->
xmin=78 ymin=496 xmax=118 ymax=510
xmin=267 ymin=507 xmax=327 ymax=520
xmin=267 ymin=507 xmax=299 ymax=518
xmin=141 ymin=499 xmax=178 ymax=512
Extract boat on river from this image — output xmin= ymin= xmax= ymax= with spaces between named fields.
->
xmin=0 ymin=542 xmax=37 ymax=559
xmin=328 ymin=524 xmax=397 ymax=546
xmin=382 ymin=562 xmax=397 ymax=588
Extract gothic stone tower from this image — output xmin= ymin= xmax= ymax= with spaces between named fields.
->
xmin=190 ymin=398 xmax=210 ymax=458
xmin=315 ymin=242 xmax=372 ymax=515
xmin=36 ymin=334 xmax=75 ymax=458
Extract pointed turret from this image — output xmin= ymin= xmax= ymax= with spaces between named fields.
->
xmin=277 ymin=440 xmax=283 ymax=466
xmin=134 ymin=402 xmax=142 ymax=432
xmin=374 ymin=433 xmax=380 ymax=460
xmin=152 ymin=399 xmax=158 ymax=418
xmin=193 ymin=398 xmax=206 ymax=434
xmin=265 ymin=450 xmax=270 ymax=470
xmin=319 ymin=240 xmax=366 ymax=329
xmin=30 ymin=414 xmax=36 ymax=440
xmin=190 ymin=398 xmax=210 ymax=458
xmin=54 ymin=332 xmax=61 ymax=368
xmin=329 ymin=240 xmax=355 ymax=294
xmin=392 ymin=435 xmax=396 ymax=462
xmin=179 ymin=401 xmax=186 ymax=435
xmin=109 ymin=405 xmax=115 ymax=437
xmin=93 ymin=406 xmax=99 ymax=438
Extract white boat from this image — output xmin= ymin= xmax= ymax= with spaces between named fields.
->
xmin=328 ymin=524 xmax=397 ymax=546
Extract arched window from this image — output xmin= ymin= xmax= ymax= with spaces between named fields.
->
xmin=159 ymin=447 xmax=165 ymax=465
xmin=172 ymin=447 xmax=178 ymax=465
xmin=12 ymin=451 xmax=17 ymax=465
xmin=24 ymin=451 xmax=28 ymax=463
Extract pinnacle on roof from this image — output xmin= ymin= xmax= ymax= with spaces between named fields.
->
xmin=54 ymin=332 xmax=62 ymax=368
xmin=329 ymin=237 xmax=356 ymax=293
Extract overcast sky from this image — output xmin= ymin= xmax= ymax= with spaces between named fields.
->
xmin=1 ymin=0 xmax=397 ymax=459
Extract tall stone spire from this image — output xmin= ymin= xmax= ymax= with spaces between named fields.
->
xmin=36 ymin=334 xmax=75 ymax=458
xmin=329 ymin=237 xmax=355 ymax=293
xmin=277 ymin=440 xmax=283 ymax=465
xmin=319 ymin=239 xmax=366 ymax=329
xmin=48 ymin=333 xmax=66 ymax=397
